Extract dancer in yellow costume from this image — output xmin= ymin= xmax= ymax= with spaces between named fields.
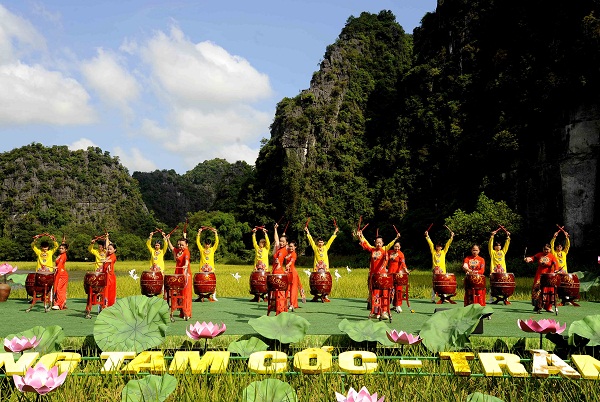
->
xmin=425 ymin=227 xmax=454 ymax=302
xmin=550 ymin=227 xmax=570 ymax=273
xmin=305 ymin=226 xmax=339 ymax=272
xmin=31 ymin=234 xmax=59 ymax=272
xmin=88 ymin=237 xmax=107 ymax=270
xmin=489 ymin=228 xmax=510 ymax=273
xmin=147 ymin=231 xmax=169 ymax=271
xmin=196 ymin=226 xmax=219 ymax=301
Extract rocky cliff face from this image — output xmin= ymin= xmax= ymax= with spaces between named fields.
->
xmin=560 ymin=104 xmax=600 ymax=245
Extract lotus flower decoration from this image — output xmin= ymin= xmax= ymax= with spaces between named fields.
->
xmin=517 ymin=318 xmax=566 ymax=349
xmin=386 ymin=329 xmax=422 ymax=345
xmin=335 ymin=386 xmax=385 ymax=402
xmin=186 ymin=321 xmax=226 ymax=353
xmin=4 ymin=336 xmax=40 ymax=353
xmin=12 ymin=364 xmax=67 ymax=395
xmin=0 ymin=263 xmax=17 ymax=284
xmin=186 ymin=321 xmax=226 ymax=340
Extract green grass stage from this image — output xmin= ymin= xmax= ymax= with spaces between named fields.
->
xmin=2 ymin=295 xmax=597 ymax=341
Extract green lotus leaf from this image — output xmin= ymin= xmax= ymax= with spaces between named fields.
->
xmin=121 ymin=373 xmax=177 ymax=402
xmin=420 ymin=304 xmax=494 ymax=353
xmin=8 ymin=273 xmax=27 ymax=286
xmin=247 ymin=313 xmax=310 ymax=344
xmin=5 ymin=325 xmax=64 ymax=355
xmin=94 ymin=296 xmax=170 ymax=353
xmin=227 ymin=336 xmax=269 ymax=356
xmin=242 ymin=378 xmax=298 ymax=402
xmin=467 ymin=392 xmax=504 ymax=402
xmin=568 ymin=314 xmax=600 ymax=346
xmin=574 ymin=271 xmax=600 ymax=292
xmin=338 ymin=319 xmax=393 ymax=346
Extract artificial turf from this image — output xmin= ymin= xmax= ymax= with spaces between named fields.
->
xmin=1 ymin=295 xmax=596 ymax=340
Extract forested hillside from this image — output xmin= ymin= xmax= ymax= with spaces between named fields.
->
xmin=1 ymin=1 xmax=598 ymax=264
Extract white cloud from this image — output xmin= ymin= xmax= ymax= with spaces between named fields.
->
xmin=0 ymin=4 xmax=47 ymax=63
xmin=68 ymin=138 xmax=98 ymax=151
xmin=143 ymin=26 xmax=272 ymax=106
xmin=113 ymin=146 xmax=158 ymax=173
xmin=0 ymin=62 xmax=96 ymax=126
xmin=80 ymin=48 xmax=140 ymax=115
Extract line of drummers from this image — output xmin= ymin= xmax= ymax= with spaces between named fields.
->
xmin=422 ymin=224 xmax=580 ymax=319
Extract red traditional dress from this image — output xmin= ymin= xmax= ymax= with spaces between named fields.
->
xmin=359 ymin=238 xmax=391 ymax=317
xmin=53 ymin=252 xmax=68 ymax=309
xmin=174 ymin=247 xmax=192 ymax=319
xmin=463 ymin=255 xmax=486 ymax=306
xmin=529 ymin=252 xmax=558 ymax=311
xmin=285 ymin=250 xmax=300 ymax=309
xmin=269 ymin=246 xmax=288 ymax=315
xmin=387 ymin=249 xmax=408 ymax=308
xmin=101 ymin=253 xmax=117 ymax=307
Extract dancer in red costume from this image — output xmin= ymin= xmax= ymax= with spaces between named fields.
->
xmin=357 ymin=229 xmax=399 ymax=320
xmin=285 ymin=241 xmax=300 ymax=311
xmin=269 ymin=223 xmax=288 ymax=315
xmin=167 ymin=235 xmax=192 ymax=320
xmin=387 ymin=241 xmax=408 ymax=313
xmin=100 ymin=235 xmax=117 ymax=307
xmin=525 ymin=244 xmax=559 ymax=313
xmin=52 ymin=242 xmax=69 ymax=310
xmin=462 ymin=244 xmax=486 ymax=306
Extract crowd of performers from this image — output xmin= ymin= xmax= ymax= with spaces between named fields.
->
xmin=24 ymin=221 xmax=578 ymax=320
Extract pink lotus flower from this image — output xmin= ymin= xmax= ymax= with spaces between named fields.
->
xmin=517 ymin=319 xmax=566 ymax=334
xmin=13 ymin=364 xmax=67 ymax=395
xmin=186 ymin=321 xmax=226 ymax=340
xmin=0 ymin=263 xmax=17 ymax=275
xmin=4 ymin=336 xmax=39 ymax=353
xmin=386 ymin=329 xmax=422 ymax=345
xmin=336 ymin=387 xmax=385 ymax=402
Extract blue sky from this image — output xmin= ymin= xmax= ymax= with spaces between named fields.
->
xmin=0 ymin=0 xmax=437 ymax=174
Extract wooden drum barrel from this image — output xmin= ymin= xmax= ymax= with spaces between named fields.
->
xmin=371 ymin=273 xmax=394 ymax=290
xmin=140 ymin=270 xmax=164 ymax=297
xmin=267 ymin=273 xmax=289 ymax=291
xmin=490 ymin=272 xmax=516 ymax=298
xmin=433 ymin=273 xmax=457 ymax=295
xmin=392 ymin=271 xmax=409 ymax=287
xmin=309 ymin=271 xmax=332 ymax=296
xmin=558 ymin=273 xmax=580 ymax=300
xmin=249 ymin=270 xmax=268 ymax=295
xmin=164 ymin=274 xmax=185 ymax=291
xmin=541 ymin=273 xmax=561 ymax=288
xmin=193 ymin=272 xmax=217 ymax=295
xmin=465 ymin=273 xmax=486 ymax=289
xmin=34 ymin=272 xmax=55 ymax=293
xmin=83 ymin=272 xmax=107 ymax=295
xmin=25 ymin=273 xmax=36 ymax=297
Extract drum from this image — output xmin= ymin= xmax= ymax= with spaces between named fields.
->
xmin=249 ymin=270 xmax=268 ymax=295
xmin=309 ymin=271 xmax=332 ymax=296
xmin=541 ymin=273 xmax=561 ymax=288
xmin=193 ymin=272 xmax=217 ymax=295
xmin=25 ymin=273 xmax=36 ymax=297
xmin=490 ymin=272 xmax=516 ymax=298
xmin=140 ymin=270 xmax=164 ymax=297
xmin=164 ymin=274 xmax=185 ymax=291
xmin=371 ymin=273 xmax=394 ymax=290
xmin=267 ymin=273 xmax=289 ymax=291
xmin=83 ymin=272 xmax=107 ymax=295
xmin=465 ymin=273 xmax=486 ymax=289
xmin=433 ymin=273 xmax=457 ymax=295
xmin=558 ymin=273 xmax=580 ymax=300
xmin=392 ymin=271 xmax=409 ymax=286
xmin=32 ymin=272 xmax=55 ymax=295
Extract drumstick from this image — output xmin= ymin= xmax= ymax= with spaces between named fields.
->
xmin=357 ymin=216 xmax=362 ymax=232
xmin=426 ymin=223 xmax=433 ymax=232
xmin=305 ymin=217 xmax=310 ymax=228
xmin=183 ymin=219 xmax=188 ymax=237
xmin=276 ymin=216 xmax=284 ymax=226
xmin=556 ymin=224 xmax=566 ymax=233
xmin=361 ymin=223 xmax=369 ymax=232
xmin=444 ymin=224 xmax=452 ymax=233
xmin=283 ymin=221 xmax=289 ymax=235
xmin=523 ymin=247 xmax=528 ymax=259
xmin=166 ymin=225 xmax=179 ymax=237
xmin=393 ymin=224 xmax=400 ymax=235
xmin=333 ymin=218 xmax=338 ymax=229
xmin=499 ymin=224 xmax=508 ymax=234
